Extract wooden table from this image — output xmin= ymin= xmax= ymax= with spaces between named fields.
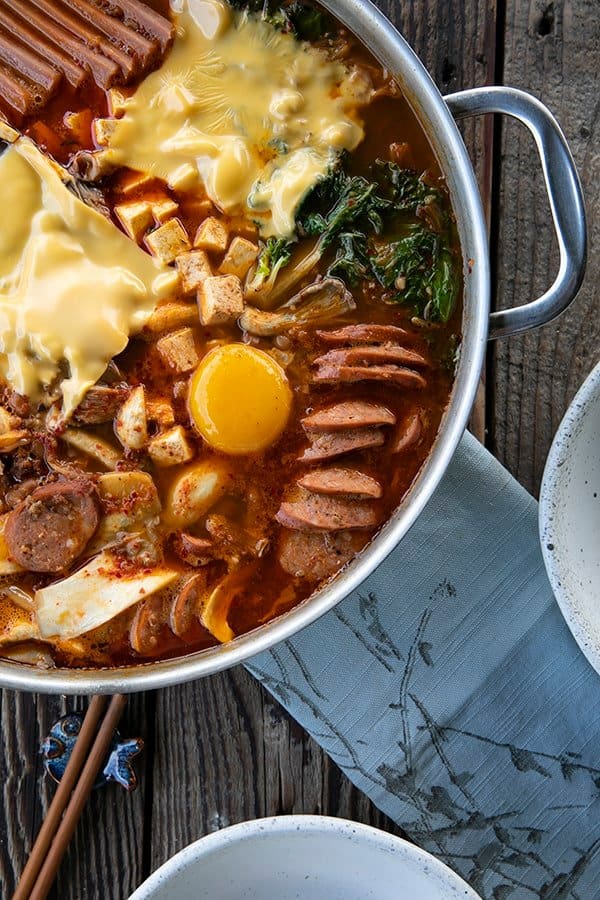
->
xmin=1 ymin=1 xmax=598 ymax=896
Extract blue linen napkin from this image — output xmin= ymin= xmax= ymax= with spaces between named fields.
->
xmin=246 ymin=431 xmax=600 ymax=900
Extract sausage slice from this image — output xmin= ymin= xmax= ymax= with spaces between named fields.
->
xmin=278 ymin=530 xmax=365 ymax=581
xmin=298 ymin=468 xmax=382 ymax=498
xmin=316 ymin=324 xmax=410 ymax=344
xmin=314 ymin=346 xmax=429 ymax=368
xmin=313 ymin=364 xmax=427 ymax=389
xmin=276 ymin=489 xmax=379 ymax=532
xmin=302 ymin=401 xmax=396 ymax=432
xmin=299 ymin=427 xmax=385 ymax=462
xmin=4 ymin=480 xmax=99 ymax=573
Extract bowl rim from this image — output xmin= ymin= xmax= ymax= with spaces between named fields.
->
xmin=0 ymin=0 xmax=489 ymax=693
xmin=539 ymin=360 xmax=600 ymax=674
xmin=127 ymin=814 xmax=481 ymax=899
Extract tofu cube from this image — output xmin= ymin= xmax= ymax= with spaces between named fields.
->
xmin=146 ymin=219 xmax=191 ymax=264
xmin=115 ymin=201 xmax=154 ymax=243
xmin=194 ymin=217 xmax=228 ymax=253
xmin=108 ymin=87 xmax=129 ymax=116
xmin=118 ymin=171 xmax=154 ymax=197
xmin=92 ymin=117 xmax=118 ymax=146
xmin=175 ymin=250 xmax=213 ymax=294
xmin=146 ymin=398 xmax=175 ymax=427
xmin=219 ymin=237 xmax=259 ymax=279
xmin=156 ymin=328 xmax=199 ymax=373
xmin=0 ymin=120 xmax=19 ymax=143
xmin=144 ymin=302 xmax=198 ymax=334
xmin=198 ymin=275 xmax=244 ymax=326
xmin=167 ymin=163 xmax=198 ymax=192
xmin=148 ymin=426 xmax=195 ymax=467
xmin=152 ymin=197 xmax=179 ymax=224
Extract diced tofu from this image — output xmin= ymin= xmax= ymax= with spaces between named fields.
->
xmin=63 ymin=110 xmax=92 ymax=141
xmin=146 ymin=398 xmax=175 ymax=427
xmin=219 ymin=236 xmax=259 ymax=279
xmin=175 ymin=250 xmax=213 ymax=294
xmin=167 ymin=163 xmax=198 ymax=192
xmin=115 ymin=386 xmax=148 ymax=451
xmin=188 ymin=199 xmax=214 ymax=220
xmin=119 ymin=170 xmax=154 ymax=197
xmin=0 ymin=120 xmax=19 ymax=143
xmin=144 ymin=302 xmax=198 ymax=334
xmin=149 ymin=426 xmax=195 ymax=467
xmin=194 ymin=217 xmax=228 ymax=253
xmin=152 ymin=197 xmax=179 ymax=224
xmin=93 ymin=117 xmax=118 ymax=146
xmin=114 ymin=201 xmax=154 ymax=243
xmin=108 ymin=87 xmax=129 ymax=116
xmin=156 ymin=328 xmax=199 ymax=373
xmin=198 ymin=275 xmax=244 ymax=326
xmin=146 ymin=219 xmax=191 ymax=264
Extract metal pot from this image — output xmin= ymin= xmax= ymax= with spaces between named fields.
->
xmin=2 ymin=0 xmax=586 ymax=694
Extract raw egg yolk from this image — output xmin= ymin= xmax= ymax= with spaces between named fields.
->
xmin=189 ymin=344 xmax=292 ymax=455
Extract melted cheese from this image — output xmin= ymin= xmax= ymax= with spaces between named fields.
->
xmin=0 ymin=140 xmax=176 ymax=417
xmin=105 ymin=0 xmax=367 ymax=236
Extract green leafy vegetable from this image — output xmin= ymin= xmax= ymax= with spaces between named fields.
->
xmin=296 ymin=170 xmax=389 ymax=248
xmin=227 ymin=0 xmax=331 ymax=39
xmin=370 ymin=224 xmax=459 ymax=323
xmin=256 ymin=237 xmax=294 ymax=280
xmin=327 ymin=232 xmax=371 ymax=285
xmin=286 ymin=1 xmax=331 ymax=40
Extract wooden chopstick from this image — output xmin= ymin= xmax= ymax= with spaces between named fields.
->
xmin=14 ymin=693 xmax=128 ymax=900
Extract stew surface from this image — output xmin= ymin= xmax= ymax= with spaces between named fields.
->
xmin=0 ymin=0 xmax=461 ymax=669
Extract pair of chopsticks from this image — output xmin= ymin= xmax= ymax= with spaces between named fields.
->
xmin=14 ymin=694 xmax=127 ymax=900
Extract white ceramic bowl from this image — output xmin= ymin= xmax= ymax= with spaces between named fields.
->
xmin=540 ymin=361 xmax=600 ymax=672
xmin=129 ymin=816 xmax=480 ymax=900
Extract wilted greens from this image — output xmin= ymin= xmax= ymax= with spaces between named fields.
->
xmin=293 ymin=160 xmax=460 ymax=323
xmin=228 ymin=0 xmax=332 ymax=40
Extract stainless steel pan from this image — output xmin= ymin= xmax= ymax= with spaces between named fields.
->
xmin=1 ymin=0 xmax=586 ymax=693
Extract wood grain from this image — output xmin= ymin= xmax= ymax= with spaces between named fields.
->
xmin=490 ymin=0 xmax=600 ymax=492
xmin=0 ymin=693 xmax=149 ymax=899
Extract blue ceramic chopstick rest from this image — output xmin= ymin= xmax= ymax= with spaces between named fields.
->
xmin=42 ymin=713 xmax=143 ymax=791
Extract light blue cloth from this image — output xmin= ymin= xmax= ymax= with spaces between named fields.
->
xmin=247 ymin=431 xmax=600 ymax=899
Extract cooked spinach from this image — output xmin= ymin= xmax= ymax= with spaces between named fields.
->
xmin=327 ymin=232 xmax=371 ymax=285
xmin=228 ymin=0 xmax=331 ymax=39
xmin=370 ymin=225 xmax=458 ymax=323
xmin=296 ymin=170 xmax=389 ymax=248
xmin=293 ymin=161 xmax=459 ymax=322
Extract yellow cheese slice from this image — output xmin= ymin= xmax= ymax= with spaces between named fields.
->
xmin=0 ymin=139 xmax=176 ymax=417
xmin=106 ymin=0 xmax=368 ymax=236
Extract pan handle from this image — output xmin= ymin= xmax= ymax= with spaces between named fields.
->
xmin=444 ymin=86 xmax=587 ymax=340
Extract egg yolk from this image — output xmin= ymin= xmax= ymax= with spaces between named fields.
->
xmin=189 ymin=344 xmax=292 ymax=455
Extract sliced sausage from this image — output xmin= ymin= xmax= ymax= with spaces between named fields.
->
xmin=299 ymin=427 xmax=385 ymax=462
xmin=170 ymin=572 xmax=208 ymax=638
xmin=302 ymin=401 xmax=396 ymax=432
xmin=314 ymin=345 xmax=429 ymax=368
xmin=298 ymin=468 xmax=382 ymax=498
xmin=172 ymin=532 xmax=214 ymax=567
xmin=73 ymin=385 xmax=129 ymax=425
xmin=313 ymin=364 xmax=427 ymax=389
xmin=4 ymin=480 xmax=99 ymax=572
xmin=316 ymin=324 xmax=409 ymax=344
xmin=130 ymin=594 xmax=167 ymax=656
xmin=5 ymin=478 xmax=39 ymax=509
xmin=276 ymin=489 xmax=379 ymax=532
xmin=278 ymin=530 xmax=364 ymax=581
xmin=392 ymin=412 xmax=424 ymax=454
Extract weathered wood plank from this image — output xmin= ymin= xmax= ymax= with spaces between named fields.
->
xmin=491 ymin=0 xmax=600 ymax=492
xmin=0 ymin=692 xmax=149 ymax=900
xmin=148 ymin=0 xmax=500 ymax=886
